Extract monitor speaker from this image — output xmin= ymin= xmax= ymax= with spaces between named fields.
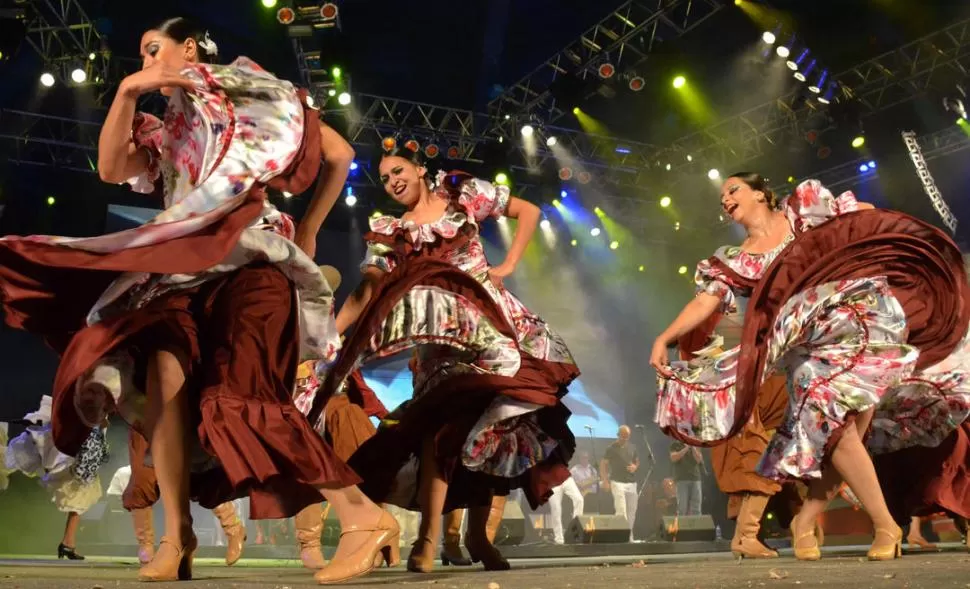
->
xmin=660 ymin=514 xmax=715 ymax=541
xmin=568 ymin=514 xmax=630 ymax=543
xmin=494 ymin=500 xmax=526 ymax=546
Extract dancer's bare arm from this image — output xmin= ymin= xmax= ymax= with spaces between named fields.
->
xmin=294 ymin=123 xmax=355 ymax=258
xmin=488 ymin=197 xmax=540 ymax=285
xmin=649 ymin=294 xmax=721 ymax=370
xmin=335 ymin=267 xmax=384 ymax=334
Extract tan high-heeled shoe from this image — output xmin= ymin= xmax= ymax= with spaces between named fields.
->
xmin=137 ymin=534 xmax=198 ymax=582
xmin=313 ymin=510 xmax=400 ymax=585
xmin=406 ymin=536 xmax=436 ymax=573
xmin=868 ymin=526 xmax=902 ymax=561
xmin=789 ymin=520 xmax=821 ymax=561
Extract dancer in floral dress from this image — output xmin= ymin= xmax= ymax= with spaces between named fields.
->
xmin=652 ymin=173 xmax=970 ymax=561
xmin=5 ymin=396 xmax=109 ymax=561
xmin=0 ymin=17 xmax=399 ymax=584
xmin=309 ymin=147 xmax=579 ymax=573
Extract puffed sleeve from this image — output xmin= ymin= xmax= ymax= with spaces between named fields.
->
xmin=360 ymin=240 xmax=396 ymax=274
xmin=785 ymin=179 xmax=863 ymax=233
xmin=695 ymin=257 xmax=737 ymax=314
xmin=125 ymin=112 xmax=164 ymax=194
xmin=445 ymin=172 xmax=511 ymax=222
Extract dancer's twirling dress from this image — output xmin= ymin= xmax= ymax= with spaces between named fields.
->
xmin=5 ymin=396 xmax=108 ymax=514
xmin=0 ymin=57 xmax=355 ymax=519
xmin=656 ymin=180 xmax=970 ymax=487
xmin=310 ymin=171 xmax=579 ymax=511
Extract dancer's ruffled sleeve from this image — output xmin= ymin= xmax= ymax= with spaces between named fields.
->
xmin=442 ymin=172 xmax=511 ymax=222
xmin=786 ymin=179 xmax=863 ymax=232
xmin=360 ymin=216 xmax=398 ymax=274
xmin=125 ymin=112 xmax=163 ymax=194
xmin=695 ymin=257 xmax=738 ymax=314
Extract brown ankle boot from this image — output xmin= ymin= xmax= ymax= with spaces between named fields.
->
xmin=130 ymin=508 xmax=155 ymax=565
xmin=465 ymin=495 xmax=510 ymax=571
xmin=441 ymin=509 xmax=471 ymax=566
xmin=211 ymin=502 xmax=246 ymax=566
xmin=293 ymin=503 xmax=327 ymax=570
xmin=730 ymin=494 xmax=779 ymax=560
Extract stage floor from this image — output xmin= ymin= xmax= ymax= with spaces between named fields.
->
xmin=0 ymin=545 xmax=966 ymax=588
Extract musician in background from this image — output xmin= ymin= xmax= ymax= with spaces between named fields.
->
xmin=669 ymin=440 xmax=704 ymax=515
xmin=600 ymin=425 xmax=640 ymax=542
xmin=570 ymin=452 xmax=598 ymax=498
xmin=548 ymin=475 xmax=584 ymax=544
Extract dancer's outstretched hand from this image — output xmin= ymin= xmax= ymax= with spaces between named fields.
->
xmin=120 ymin=63 xmax=195 ymax=98
xmin=649 ymin=337 xmax=670 ymax=372
xmin=487 ymin=262 xmax=514 ymax=289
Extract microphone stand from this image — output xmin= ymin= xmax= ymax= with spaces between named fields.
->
xmin=635 ymin=425 xmax=657 ymax=540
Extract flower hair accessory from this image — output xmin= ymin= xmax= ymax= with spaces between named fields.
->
xmin=197 ymin=31 xmax=218 ymax=57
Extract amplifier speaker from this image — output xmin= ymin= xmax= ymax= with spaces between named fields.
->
xmin=494 ymin=500 xmax=526 ymax=546
xmin=567 ymin=514 xmax=630 ymax=544
xmin=660 ymin=514 xmax=716 ymax=541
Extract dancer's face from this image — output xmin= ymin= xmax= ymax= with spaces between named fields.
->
xmin=720 ymin=176 xmax=767 ymax=225
xmin=379 ymin=156 xmax=427 ymax=208
xmin=139 ymin=29 xmax=198 ymax=95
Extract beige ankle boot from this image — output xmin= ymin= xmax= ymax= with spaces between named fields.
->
xmin=130 ymin=508 xmax=155 ymax=565
xmin=294 ymin=503 xmax=327 ymax=570
xmin=730 ymin=494 xmax=778 ymax=559
xmin=211 ymin=502 xmax=246 ymax=566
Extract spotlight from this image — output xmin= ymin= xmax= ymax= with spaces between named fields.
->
xmin=337 ymin=92 xmax=351 ymax=105
xmin=776 ymin=45 xmax=790 ymax=58
xmin=404 ymin=139 xmax=420 ymax=152
xmin=277 ymin=7 xmax=295 ymax=24
xmin=495 ymin=172 xmax=509 ymax=185
xmin=794 ymin=59 xmax=815 ymax=82
xmin=787 ymin=49 xmax=809 ymax=71
xmin=40 ymin=72 xmax=55 ymax=87
xmin=598 ymin=63 xmax=616 ymax=79
xmin=577 ymin=171 xmax=591 ymax=185
xmin=859 ymin=164 xmax=869 ymax=172
xmin=762 ymin=31 xmax=776 ymax=45
xmin=521 ymin=124 xmax=535 ymax=137
xmin=707 ymin=168 xmax=720 ymax=180
xmin=424 ymin=144 xmax=440 ymax=159
xmin=71 ymin=68 xmax=86 ymax=83
xmin=678 ymin=265 xmax=688 ymax=275
xmin=609 ymin=241 xmax=619 ymax=250
xmin=672 ymin=75 xmax=686 ymax=89
xmin=539 ymin=219 xmax=551 ymax=230
xmin=590 ymin=227 xmax=601 ymax=237
xmin=552 ymin=199 xmax=561 ymax=207
xmin=320 ymin=2 xmax=339 ymax=20
xmin=818 ymin=82 xmax=836 ymax=104
xmin=571 ymin=239 xmax=578 ymax=247
xmin=659 ymin=196 xmax=672 ymax=208
xmin=345 ymin=194 xmax=357 ymax=207
xmin=261 ymin=0 xmax=277 ymax=7
xmin=558 ymin=167 xmax=573 ymax=181
xmin=638 ymin=265 xmax=645 ymax=272
xmin=851 ymin=135 xmax=865 ymax=148
xmin=371 ymin=210 xmax=383 ymax=218
xmin=868 ymin=160 xmax=876 ymax=168
xmin=629 ymin=76 xmax=645 ymax=92
xmin=546 ymin=136 xmax=558 ymax=147
xmin=331 ymin=66 xmax=342 ymax=78
xmin=808 ymin=70 xmax=828 ymax=94
xmin=328 ymin=89 xmax=336 ymax=97
xmin=560 ymin=190 xmax=568 ymax=198
xmin=381 ymin=136 xmax=397 ymax=151
xmin=665 ymin=163 xmax=672 ymax=171
xmin=349 ymin=161 xmax=359 ymax=171
xmin=88 ymin=52 xmax=95 ymax=61
xmin=46 ymin=196 xmax=56 ymax=206
xmin=446 ymin=145 xmax=460 ymax=159
xmin=944 ymin=97 xmax=968 ymax=120
xmin=686 ymin=154 xmax=693 ymax=162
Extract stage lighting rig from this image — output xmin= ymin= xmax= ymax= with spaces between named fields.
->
xmin=943 ymin=84 xmax=968 ymax=120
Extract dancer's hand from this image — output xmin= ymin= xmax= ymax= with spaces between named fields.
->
xmin=487 ymin=262 xmax=514 ymax=289
xmin=650 ymin=337 xmax=671 ymax=372
xmin=119 ymin=63 xmax=195 ymax=98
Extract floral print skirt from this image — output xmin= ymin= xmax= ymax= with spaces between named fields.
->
xmin=656 ymin=276 xmax=970 ymax=481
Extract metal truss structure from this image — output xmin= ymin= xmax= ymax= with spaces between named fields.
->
xmin=486 ymin=0 xmax=726 ymax=135
xmin=903 ymin=130 xmax=958 ymax=234
xmin=0 ymin=109 xmax=98 ymax=174
xmin=19 ymin=0 xmax=109 ymax=100
xmin=650 ymin=17 xmax=970 ymax=172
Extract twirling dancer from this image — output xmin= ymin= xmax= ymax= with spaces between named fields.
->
xmin=309 ymin=147 xmax=579 ymax=573
xmin=5 ymin=396 xmax=109 ymax=560
xmin=0 ymin=18 xmax=400 ymax=583
xmin=652 ymin=174 xmax=969 ymax=562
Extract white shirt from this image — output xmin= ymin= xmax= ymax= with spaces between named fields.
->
xmin=570 ymin=464 xmax=598 ymax=493
xmin=106 ymin=465 xmax=131 ymax=496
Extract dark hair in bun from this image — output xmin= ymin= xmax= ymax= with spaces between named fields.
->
xmin=728 ymin=171 xmax=778 ymax=210
xmin=153 ymin=17 xmax=218 ymax=64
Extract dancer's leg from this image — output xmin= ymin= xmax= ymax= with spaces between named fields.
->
xmin=139 ymin=348 xmax=194 ymax=579
xmin=61 ymin=511 xmax=81 ymax=548
xmin=405 ymin=435 xmax=448 ymax=572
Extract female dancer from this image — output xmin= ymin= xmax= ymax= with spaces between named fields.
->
xmin=652 ymin=173 xmax=969 ymax=561
xmin=5 ymin=396 xmax=109 ymax=560
xmin=309 ymin=147 xmax=579 ymax=573
xmin=0 ymin=18 xmax=399 ymax=583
